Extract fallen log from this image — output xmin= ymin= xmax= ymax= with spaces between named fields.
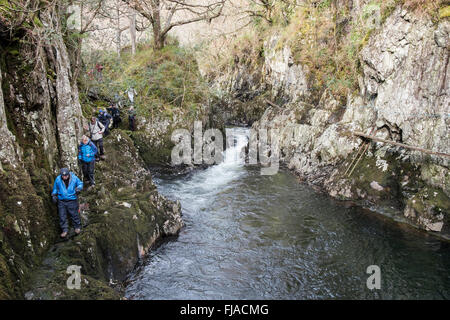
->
xmin=353 ymin=131 xmax=450 ymax=158
xmin=265 ymin=99 xmax=282 ymax=109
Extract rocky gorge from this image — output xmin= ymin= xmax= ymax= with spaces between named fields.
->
xmin=0 ymin=3 xmax=186 ymax=299
xmin=208 ymin=3 xmax=449 ymax=238
xmin=0 ymin=0 xmax=449 ymax=301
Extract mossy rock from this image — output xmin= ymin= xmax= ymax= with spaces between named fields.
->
xmin=0 ymin=163 xmax=58 ymax=299
xmin=24 ymin=130 xmax=183 ymax=299
xmin=345 ymin=148 xmax=423 ymax=208
xmin=130 ymin=131 xmax=174 ymax=166
xmin=404 ymin=187 xmax=450 ymax=233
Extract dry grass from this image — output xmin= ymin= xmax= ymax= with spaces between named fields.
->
xmin=197 ymin=0 xmax=448 ymax=104
xmin=197 ymin=28 xmax=265 ymax=80
xmin=80 ymin=43 xmax=209 ymax=121
xmin=277 ymin=3 xmax=362 ymax=104
xmin=403 ymin=0 xmax=442 ymax=13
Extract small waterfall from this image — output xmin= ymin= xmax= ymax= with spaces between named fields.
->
xmin=222 ymin=127 xmax=248 ymax=166
xmin=186 ymin=127 xmax=249 ymax=192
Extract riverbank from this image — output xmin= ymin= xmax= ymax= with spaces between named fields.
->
xmin=0 ymin=14 xmax=213 ymax=297
xmin=204 ymin=3 xmax=449 ymax=238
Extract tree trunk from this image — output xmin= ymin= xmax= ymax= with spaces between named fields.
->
xmin=129 ymin=8 xmax=136 ymax=55
xmin=151 ymin=0 xmax=164 ymax=49
xmin=116 ymin=3 xmax=121 ymax=57
xmin=153 ymin=33 xmax=165 ymax=50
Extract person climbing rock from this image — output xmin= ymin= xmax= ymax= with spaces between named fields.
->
xmin=128 ymin=106 xmax=136 ymax=131
xmin=113 ymin=93 xmax=123 ymax=108
xmin=88 ymin=116 xmax=105 ymax=161
xmin=98 ymin=109 xmax=112 ymax=136
xmin=78 ymin=135 xmax=98 ymax=186
xmin=107 ymin=104 xmax=121 ymax=129
xmin=51 ymin=167 xmax=83 ymax=238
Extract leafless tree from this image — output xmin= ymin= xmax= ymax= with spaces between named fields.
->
xmin=129 ymin=6 xmax=137 ymax=54
xmin=67 ymin=0 xmax=105 ymax=80
xmin=91 ymin=0 xmax=150 ymax=56
xmin=245 ymin=0 xmax=275 ymax=24
xmin=122 ymin=0 xmax=226 ymax=49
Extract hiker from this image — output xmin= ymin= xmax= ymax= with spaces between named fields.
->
xmin=87 ymin=69 xmax=94 ymax=80
xmin=88 ymin=116 xmax=105 ymax=161
xmin=128 ymin=106 xmax=136 ymax=131
xmin=125 ymin=87 xmax=137 ymax=104
xmin=98 ymin=109 xmax=112 ymax=136
xmin=107 ymin=104 xmax=121 ymax=129
xmin=51 ymin=168 xmax=83 ymax=238
xmin=114 ymin=93 xmax=124 ymax=109
xmin=95 ymin=63 xmax=104 ymax=81
xmin=78 ymin=135 xmax=98 ymax=186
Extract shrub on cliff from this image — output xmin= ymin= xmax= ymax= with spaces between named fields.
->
xmin=80 ymin=43 xmax=209 ymax=123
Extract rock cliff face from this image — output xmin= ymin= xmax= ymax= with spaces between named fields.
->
xmin=360 ymin=8 xmax=449 ymax=167
xmin=212 ymin=6 xmax=450 ymax=237
xmin=0 ymin=20 xmax=77 ymax=297
xmin=131 ymin=104 xmax=213 ymax=167
xmin=0 ymin=6 xmax=183 ymax=299
xmin=207 ymin=46 xmax=269 ymax=126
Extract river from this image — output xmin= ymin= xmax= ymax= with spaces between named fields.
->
xmin=125 ymin=127 xmax=450 ymax=299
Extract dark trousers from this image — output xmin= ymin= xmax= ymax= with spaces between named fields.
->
xmin=103 ymin=123 xmax=110 ymax=137
xmin=113 ymin=116 xmax=121 ymax=129
xmin=92 ymin=138 xmax=104 ymax=156
xmin=58 ymin=200 xmax=81 ymax=232
xmin=129 ymin=116 xmax=135 ymax=131
xmin=81 ymin=160 xmax=95 ymax=185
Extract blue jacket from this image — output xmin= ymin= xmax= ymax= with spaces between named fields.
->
xmin=78 ymin=140 xmax=98 ymax=163
xmin=52 ymin=173 xmax=83 ymax=200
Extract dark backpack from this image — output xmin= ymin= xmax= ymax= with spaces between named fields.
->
xmin=111 ymin=108 xmax=120 ymax=117
xmin=99 ymin=113 xmax=111 ymax=126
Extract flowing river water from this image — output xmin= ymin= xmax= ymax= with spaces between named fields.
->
xmin=125 ymin=127 xmax=450 ymax=299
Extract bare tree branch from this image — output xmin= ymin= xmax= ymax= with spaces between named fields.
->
xmin=120 ymin=0 xmax=226 ymax=49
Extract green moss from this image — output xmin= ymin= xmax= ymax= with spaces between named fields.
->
xmin=380 ymin=0 xmax=402 ymax=25
xmin=130 ymin=131 xmax=174 ymax=166
xmin=24 ymin=131 xmax=182 ymax=299
xmin=346 ymin=149 xmax=422 ymax=208
xmin=27 ymin=240 xmax=121 ymax=300
xmin=0 ymin=161 xmax=58 ymax=298
xmin=0 ymin=248 xmax=14 ymax=299
xmin=406 ymin=186 xmax=450 ymax=230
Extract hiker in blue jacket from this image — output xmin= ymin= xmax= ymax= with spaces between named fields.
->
xmin=52 ymin=168 xmax=83 ymax=238
xmin=78 ymin=135 xmax=98 ymax=186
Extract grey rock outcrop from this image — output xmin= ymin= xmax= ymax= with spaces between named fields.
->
xmin=42 ymin=12 xmax=84 ymax=169
xmin=213 ymin=6 xmax=450 ymax=236
xmin=0 ymin=66 xmax=21 ymax=170
xmin=360 ymin=8 xmax=449 ymax=168
xmin=263 ymin=35 xmax=310 ymax=103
